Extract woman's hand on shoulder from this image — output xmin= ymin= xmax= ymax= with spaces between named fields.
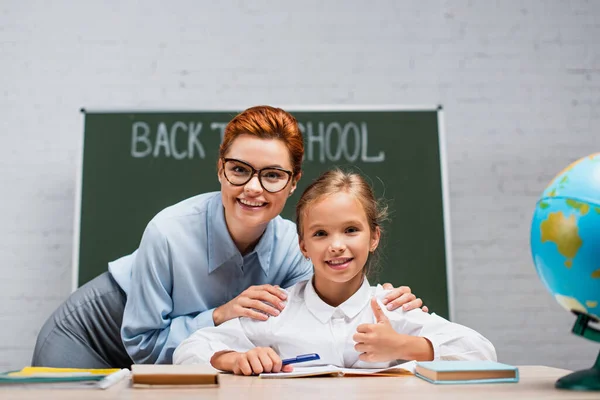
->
xmin=213 ymin=285 xmax=288 ymax=326
xmin=380 ymin=283 xmax=429 ymax=313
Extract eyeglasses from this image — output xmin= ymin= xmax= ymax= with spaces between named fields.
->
xmin=221 ymin=158 xmax=293 ymax=193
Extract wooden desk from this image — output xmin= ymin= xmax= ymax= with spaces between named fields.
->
xmin=1 ymin=366 xmax=598 ymax=399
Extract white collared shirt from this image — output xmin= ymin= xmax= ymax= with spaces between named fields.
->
xmin=173 ymin=278 xmax=497 ymax=368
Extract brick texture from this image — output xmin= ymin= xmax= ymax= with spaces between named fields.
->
xmin=1 ymin=0 xmax=599 ymax=370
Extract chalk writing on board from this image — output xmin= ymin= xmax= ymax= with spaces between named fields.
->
xmin=299 ymin=122 xmax=385 ymax=163
xmin=130 ymin=120 xmax=384 ymax=163
xmin=131 ymin=121 xmax=222 ymax=159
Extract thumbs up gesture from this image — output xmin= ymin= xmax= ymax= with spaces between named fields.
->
xmin=353 ymin=297 xmax=406 ymax=363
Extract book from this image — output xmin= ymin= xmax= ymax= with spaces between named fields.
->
xmin=259 ymin=361 xmax=416 ymax=379
xmin=131 ymin=364 xmax=219 ymax=388
xmin=414 ymin=361 xmax=519 ymax=384
xmin=0 ymin=367 xmax=129 ymax=389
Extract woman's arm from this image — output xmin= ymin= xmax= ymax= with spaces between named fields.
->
xmin=121 ymin=221 xmax=216 ymax=364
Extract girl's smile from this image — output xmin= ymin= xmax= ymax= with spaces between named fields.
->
xmin=324 ymin=257 xmax=354 ymax=270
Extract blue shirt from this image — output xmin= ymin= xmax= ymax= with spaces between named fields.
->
xmin=108 ymin=192 xmax=312 ymax=364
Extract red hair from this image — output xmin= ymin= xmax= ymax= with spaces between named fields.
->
xmin=219 ymin=106 xmax=304 ymax=176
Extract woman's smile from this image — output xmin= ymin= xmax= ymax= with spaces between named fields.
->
xmin=237 ymin=198 xmax=268 ymax=209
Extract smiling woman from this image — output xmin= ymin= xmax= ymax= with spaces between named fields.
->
xmin=31 ymin=106 xmax=427 ymax=369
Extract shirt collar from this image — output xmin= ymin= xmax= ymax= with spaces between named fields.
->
xmin=207 ymin=194 xmax=273 ymax=276
xmin=304 ymin=277 xmax=372 ymax=323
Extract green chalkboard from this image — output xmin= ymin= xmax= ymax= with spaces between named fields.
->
xmin=76 ymin=108 xmax=452 ymax=318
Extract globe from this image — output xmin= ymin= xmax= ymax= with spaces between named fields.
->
xmin=531 ymin=153 xmax=600 ymax=322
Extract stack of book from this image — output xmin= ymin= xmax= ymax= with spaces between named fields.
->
xmin=0 ymin=367 xmax=130 ymax=389
xmin=131 ymin=364 xmax=219 ymax=388
xmin=414 ymin=361 xmax=519 ymax=384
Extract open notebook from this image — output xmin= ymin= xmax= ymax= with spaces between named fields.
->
xmin=259 ymin=361 xmax=416 ymax=379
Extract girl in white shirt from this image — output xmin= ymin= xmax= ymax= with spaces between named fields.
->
xmin=173 ymin=169 xmax=497 ymax=375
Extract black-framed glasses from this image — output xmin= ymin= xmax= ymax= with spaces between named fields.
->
xmin=222 ymin=158 xmax=293 ymax=193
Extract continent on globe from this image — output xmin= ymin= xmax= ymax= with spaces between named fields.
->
xmin=540 ymin=211 xmax=582 ymax=268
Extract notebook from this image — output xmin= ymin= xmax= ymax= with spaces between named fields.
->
xmin=259 ymin=361 xmax=416 ymax=379
xmin=415 ymin=361 xmax=519 ymax=384
xmin=0 ymin=367 xmax=129 ymax=389
xmin=131 ymin=364 xmax=219 ymax=388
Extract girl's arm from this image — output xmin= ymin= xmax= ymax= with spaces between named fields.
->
xmin=173 ymin=314 xmax=288 ymax=375
xmin=210 ymin=347 xmax=292 ymax=375
xmin=173 ymin=318 xmax=257 ymax=365
xmin=380 ymin=292 xmax=497 ymax=361
xmin=354 ymin=293 xmax=497 ymax=363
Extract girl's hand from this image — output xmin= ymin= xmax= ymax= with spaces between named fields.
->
xmin=213 ymin=285 xmax=287 ymax=326
xmin=381 ymin=284 xmax=429 ymax=313
xmin=230 ymin=348 xmax=293 ymax=376
xmin=353 ymin=298 xmax=405 ymax=362
xmin=353 ymin=298 xmax=434 ymax=362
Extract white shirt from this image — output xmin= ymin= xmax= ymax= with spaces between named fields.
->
xmin=173 ymin=278 xmax=497 ymax=368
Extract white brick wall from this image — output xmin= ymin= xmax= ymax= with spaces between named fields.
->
xmin=1 ymin=0 xmax=599 ymax=371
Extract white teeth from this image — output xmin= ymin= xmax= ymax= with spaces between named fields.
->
xmin=239 ymin=198 xmax=266 ymax=207
xmin=327 ymin=258 xmax=351 ymax=265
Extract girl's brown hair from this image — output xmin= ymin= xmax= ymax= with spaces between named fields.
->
xmin=219 ymin=105 xmax=304 ymax=177
xmin=295 ymin=169 xmax=388 ymax=277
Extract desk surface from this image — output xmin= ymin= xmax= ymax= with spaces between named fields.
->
xmin=2 ymin=366 xmax=599 ymax=399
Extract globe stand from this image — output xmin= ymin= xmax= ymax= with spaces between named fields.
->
xmin=555 ymin=313 xmax=600 ymax=391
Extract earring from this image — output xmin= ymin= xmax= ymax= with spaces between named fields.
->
xmin=305 ymin=256 xmax=310 ymax=261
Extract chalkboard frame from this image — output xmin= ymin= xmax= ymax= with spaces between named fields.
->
xmin=73 ymin=105 xmax=454 ymax=320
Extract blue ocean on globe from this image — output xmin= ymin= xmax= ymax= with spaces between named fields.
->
xmin=531 ymin=153 xmax=600 ymax=321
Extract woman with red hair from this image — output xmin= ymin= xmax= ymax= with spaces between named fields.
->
xmin=32 ymin=106 xmax=427 ymax=368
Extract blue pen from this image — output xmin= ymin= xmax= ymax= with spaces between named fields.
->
xmin=282 ymin=353 xmax=320 ymax=366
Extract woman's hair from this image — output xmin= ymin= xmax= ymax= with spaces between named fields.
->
xmin=219 ymin=106 xmax=304 ymax=176
xmin=295 ymin=169 xmax=389 ymax=277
